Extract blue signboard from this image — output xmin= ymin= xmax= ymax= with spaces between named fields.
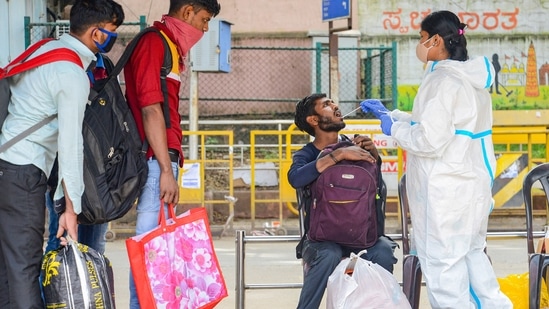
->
xmin=322 ymin=0 xmax=350 ymax=22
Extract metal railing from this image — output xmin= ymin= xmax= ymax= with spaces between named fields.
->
xmin=235 ymin=231 xmax=302 ymax=309
xmin=24 ymin=15 xmax=147 ymax=48
xmin=234 ymin=229 xmax=545 ymax=308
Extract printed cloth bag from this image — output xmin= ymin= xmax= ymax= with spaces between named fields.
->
xmin=41 ymin=239 xmax=115 ymax=309
xmin=126 ymin=206 xmax=227 ymax=308
xmin=327 ymin=250 xmax=411 ymax=309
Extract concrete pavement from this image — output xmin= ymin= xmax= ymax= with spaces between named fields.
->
xmin=105 ymin=220 xmax=529 ymax=308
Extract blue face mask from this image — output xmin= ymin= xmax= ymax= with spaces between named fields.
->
xmin=94 ymin=28 xmax=118 ymax=53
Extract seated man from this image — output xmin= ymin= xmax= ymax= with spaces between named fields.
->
xmin=288 ymin=93 xmax=398 ymax=309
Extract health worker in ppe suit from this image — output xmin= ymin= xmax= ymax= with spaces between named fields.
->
xmin=360 ymin=10 xmax=512 ymax=309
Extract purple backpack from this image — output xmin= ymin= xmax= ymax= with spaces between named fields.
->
xmin=308 ymin=141 xmax=379 ymax=248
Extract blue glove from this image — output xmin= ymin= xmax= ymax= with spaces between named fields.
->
xmin=360 ymin=99 xmax=389 ymax=119
xmin=380 ymin=114 xmax=393 ymax=136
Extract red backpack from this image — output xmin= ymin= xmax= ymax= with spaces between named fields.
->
xmin=308 ymin=141 xmax=380 ymax=248
xmin=0 ymin=38 xmax=82 ymax=152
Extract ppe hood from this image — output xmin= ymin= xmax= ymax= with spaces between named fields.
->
xmin=429 ymin=56 xmax=495 ymax=90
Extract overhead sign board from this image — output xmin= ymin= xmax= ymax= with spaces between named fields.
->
xmin=322 ymin=0 xmax=351 ymax=22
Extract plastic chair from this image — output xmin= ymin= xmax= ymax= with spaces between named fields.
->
xmin=398 ymin=174 xmax=423 ymax=309
xmin=522 ymin=163 xmax=549 ymax=309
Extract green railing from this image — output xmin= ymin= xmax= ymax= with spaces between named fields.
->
xmin=24 ymin=15 xmax=147 ymax=48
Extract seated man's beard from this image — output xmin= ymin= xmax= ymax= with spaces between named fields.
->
xmin=318 ymin=117 xmax=345 ymax=132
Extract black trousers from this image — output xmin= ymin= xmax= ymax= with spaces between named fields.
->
xmin=0 ymin=159 xmax=46 ymax=308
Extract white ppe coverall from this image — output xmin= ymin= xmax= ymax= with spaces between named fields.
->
xmin=389 ymin=56 xmax=512 ymax=309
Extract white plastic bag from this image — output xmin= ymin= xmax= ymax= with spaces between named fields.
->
xmin=327 ymin=250 xmax=411 ymax=309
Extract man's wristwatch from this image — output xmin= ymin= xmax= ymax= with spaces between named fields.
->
xmin=54 ymin=197 xmax=66 ymax=215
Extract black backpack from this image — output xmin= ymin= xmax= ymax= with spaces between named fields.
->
xmin=77 ymin=27 xmax=172 ymax=224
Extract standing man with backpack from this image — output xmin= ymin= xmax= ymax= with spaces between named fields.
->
xmin=0 ymin=0 xmax=124 ymax=308
xmin=288 ymin=93 xmax=398 ymax=309
xmin=45 ymin=50 xmax=123 ymax=255
xmin=123 ymin=0 xmax=220 ymax=307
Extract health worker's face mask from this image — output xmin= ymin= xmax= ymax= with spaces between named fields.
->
xmin=94 ymin=28 xmax=118 ymax=53
xmin=415 ymin=36 xmax=434 ymax=64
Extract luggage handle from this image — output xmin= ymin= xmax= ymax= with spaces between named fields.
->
xmin=157 ymin=200 xmax=177 ymax=230
xmin=345 ymin=249 xmax=368 ymax=275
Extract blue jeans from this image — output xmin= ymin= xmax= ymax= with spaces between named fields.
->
xmin=45 ymin=189 xmax=60 ymax=253
xmin=44 ymin=191 xmax=108 ymax=254
xmin=129 ymin=159 xmax=179 ymax=309
xmin=78 ymin=223 xmax=108 ymax=254
xmin=296 ymin=236 xmax=398 ymax=309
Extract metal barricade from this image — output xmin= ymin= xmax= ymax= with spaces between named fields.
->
xmin=234 ymin=229 xmax=540 ymax=308
xmin=235 ymin=230 xmax=405 ymax=308
xmin=235 ymin=231 xmax=302 ymax=309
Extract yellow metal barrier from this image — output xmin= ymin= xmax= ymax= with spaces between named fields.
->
xmin=179 ymin=130 xmax=234 ymax=223
xmin=492 ymin=127 xmax=549 ymax=166
xmin=492 ymin=127 xmax=549 ymax=209
xmin=249 ymin=130 xmax=288 ymax=229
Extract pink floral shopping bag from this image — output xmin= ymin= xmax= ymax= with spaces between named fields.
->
xmin=126 ymin=206 xmax=227 ymax=308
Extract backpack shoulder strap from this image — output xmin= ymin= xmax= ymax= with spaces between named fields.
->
xmin=109 ymin=27 xmax=163 ymax=76
xmin=107 ymin=27 xmax=172 ymax=128
xmin=340 ymin=134 xmax=352 ymax=142
xmin=102 ymin=55 xmax=115 ymax=74
xmin=2 ymin=38 xmax=82 ymax=78
xmin=156 ymin=31 xmax=172 ymax=129
xmin=109 ymin=27 xmax=172 ymax=78
xmin=3 ymin=39 xmax=53 ymax=72
xmin=0 ymin=40 xmax=83 ymax=153
xmin=4 ymin=49 xmax=82 ymax=77
xmin=375 ymin=158 xmax=386 ymax=235
xmin=295 ymin=185 xmax=311 ymax=259
xmin=0 ymin=115 xmax=56 ymax=153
